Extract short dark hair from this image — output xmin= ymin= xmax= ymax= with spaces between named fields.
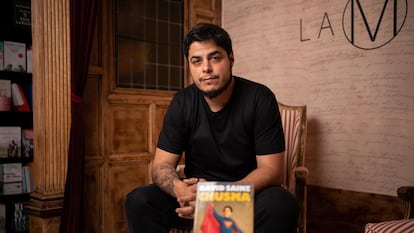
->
xmin=183 ymin=23 xmax=233 ymax=59
xmin=223 ymin=205 xmax=233 ymax=212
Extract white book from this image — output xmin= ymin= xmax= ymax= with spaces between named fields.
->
xmin=3 ymin=41 xmax=26 ymax=73
xmin=0 ymin=163 xmax=23 ymax=183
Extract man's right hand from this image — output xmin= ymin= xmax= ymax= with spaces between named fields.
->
xmin=175 ymin=177 xmax=206 ymax=219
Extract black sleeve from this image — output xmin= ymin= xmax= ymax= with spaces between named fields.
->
xmin=157 ymin=93 xmax=186 ymax=155
xmin=254 ymin=88 xmax=285 ymax=155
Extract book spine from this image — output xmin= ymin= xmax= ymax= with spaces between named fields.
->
xmin=22 ymin=166 xmax=33 ymax=193
xmin=26 ymin=45 xmax=32 ymax=73
xmin=0 ymin=41 xmax=3 ymax=71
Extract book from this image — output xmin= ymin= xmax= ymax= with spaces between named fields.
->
xmin=0 ymin=203 xmax=5 ymax=233
xmin=22 ymin=166 xmax=33 ymax=193
xmin=21 ymin=129 xmax=33 ymax=159
xmin=0 ymin=80 xmax=12 ymax=112
xmin=193 ymin=182 xmax=254 ymax=233
xmin=3 ymin=41 xmax=26 ymax=73
xmin=0 ymin=41 xmax=3 ymax=71
xmin=21 ymin=82 xmax=32 ymax=110
xmin=26 ymin=45 xmax=32 ymax=73
xmin=8 ymin=202 xmax=29 ymax=232
xmin=0 ymin=182 xmax=23 ymax=195
xmin=0 ymin=163 xmax=22 ymax=183
xmin=0 ymin=127 xmax=21 ymax=158
xmin=11 ymin=83 xmax=30 ymax=112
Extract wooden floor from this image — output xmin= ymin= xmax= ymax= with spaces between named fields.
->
xmin=306 ymin=185 xmax=405 ymax=233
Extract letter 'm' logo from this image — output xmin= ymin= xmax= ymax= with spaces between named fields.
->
xmin=342 ymin=0 xmax=408 ymax=50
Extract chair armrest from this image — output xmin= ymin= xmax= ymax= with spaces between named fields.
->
xmin=295 ymin=166 xmax=309 ymax=186
xmin=397 ymin=186 xmax=414 ymax=219
xmin=294 ymin=166 xmax=308 ymax=233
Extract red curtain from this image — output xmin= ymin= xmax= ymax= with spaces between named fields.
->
xmin=59 ymin=0 xmax=100 ymax=232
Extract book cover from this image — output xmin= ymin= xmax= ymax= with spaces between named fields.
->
xmin=0 ymin=41 xmax=3 ymax=71
xmin=0 ymin=127 xmax=21 ymax=158
xmin=3 ymin=41 xmax=26 ymax=73
xmin=0 ymin=182 xmax=23 ymax=195
xmin=0 ymin=163 xmax=23 ymax=183
xmin=11 ymin=83 xmax=30 ymax=112
xmin=0 ymin=80 xmax=12 ymax=112
xmin=193 ymin=182 xmax=254 ymax=233
xmin=21 ymin=129 xmax=33 ymax=159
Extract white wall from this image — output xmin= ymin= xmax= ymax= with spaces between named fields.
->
xmin=223 ymin=0 xmax=414 ymax=196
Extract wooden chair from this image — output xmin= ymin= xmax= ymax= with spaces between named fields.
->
xmin=168 ymin=102 xmax=309 ymax=233
xmin=278 ymin=102 xmax=308 ymax=233
xmin=364 ymin=186 xmax=414 ymax=233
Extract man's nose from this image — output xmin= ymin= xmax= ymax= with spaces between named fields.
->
xmin=202 ymin=61 xmax=212 ymax=73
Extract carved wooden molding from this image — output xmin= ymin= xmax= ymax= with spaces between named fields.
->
xmin=25 ymin=192 xmax=64 ymax=218
xmin=27 ymin=0 xmax=71 ymax=217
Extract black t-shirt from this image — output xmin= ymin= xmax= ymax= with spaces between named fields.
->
xmin=157 ymin=76 xmax=285 ymax=181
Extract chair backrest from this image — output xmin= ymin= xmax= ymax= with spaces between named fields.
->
xmin=278 ymin=102 xmax=307 ymax=194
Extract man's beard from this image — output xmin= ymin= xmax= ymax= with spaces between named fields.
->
xmin=201 ymin=75 xmax=233 ymax=99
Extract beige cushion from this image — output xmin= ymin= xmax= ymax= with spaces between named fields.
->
xmin=365 ymin=219 xmax=414 ymax=233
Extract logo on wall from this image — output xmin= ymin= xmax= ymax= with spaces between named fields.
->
xmin=342 ymin=0 xmax=408 ymax=50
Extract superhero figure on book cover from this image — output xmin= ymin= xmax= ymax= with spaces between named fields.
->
xmin=201 ymin=203 xmax=244 ymax=233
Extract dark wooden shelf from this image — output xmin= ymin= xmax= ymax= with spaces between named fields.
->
xmin=0 ymin=71 xmax=32 ymax=84
xmin=0 ymin=193 xmax=31 ymax=203
xmin=0 ymin=112 xmax=33 ymax=128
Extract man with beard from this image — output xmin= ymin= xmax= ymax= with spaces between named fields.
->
xmin=125 ymin=23 xmax=299 ymax=233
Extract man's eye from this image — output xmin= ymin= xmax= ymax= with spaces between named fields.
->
xmin=211 ymin=56 xmax=221 ymax=62
xmin=192 ymin=59 xmax=201 ymax=65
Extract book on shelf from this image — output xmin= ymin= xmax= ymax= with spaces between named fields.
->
xmin=11 ymin=83 xmax=30 ymax=112
xmin=21 ymin=166 xmax=33 ymax=193
xmin=7 ymin=201 xmax=29 ymax=233
xmin=0 ymin=203 xmax=4 ymax=233
xmin=21 ymin=129 xmax=33 ymax=159
xmin=0 ymin=79 xmax=12 ymax=112
xmin=0 ymin=182 xmax=23 ymax=195
xmin=3 ymin=41 xmax=26 ymax=73
xmin=0 ymin=127 xmax=21 ymax=158
xmin=22 ymin=82 xmax=32 ymax=111
xmin=193 ymin=182 xmax=254 ymax=233
xmin=26 ymin=45 xmax=32 ymax=74
xmin=0 ymin=41 xmax=3 ymax=71
xmin=0 ymin=163 xmax=22 ymax=183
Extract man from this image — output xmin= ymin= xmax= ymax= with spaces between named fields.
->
xmin=125 ymin=23 xmax=299 ymax=233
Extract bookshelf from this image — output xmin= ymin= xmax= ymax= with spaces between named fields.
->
xmin=0 ymin=0 xmax=32 ymax=232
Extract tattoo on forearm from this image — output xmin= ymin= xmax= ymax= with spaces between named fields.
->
xmin=152 ymin=164 xmax=179 ymax=197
